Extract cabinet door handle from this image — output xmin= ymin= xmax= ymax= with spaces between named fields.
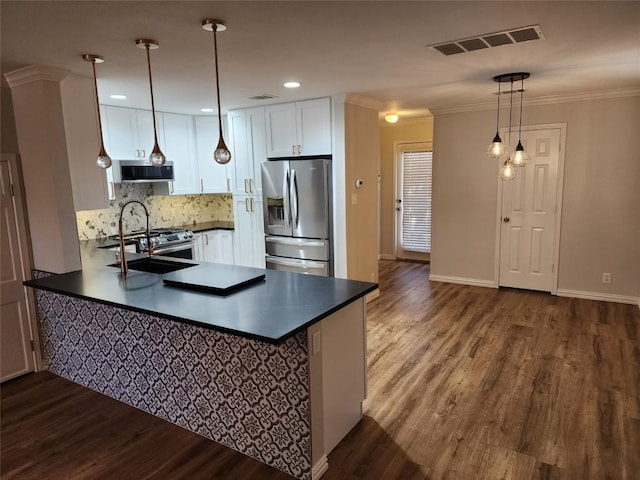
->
xmin=227 ymin=178 xmax=231 ymax=192
xmin=201 ymin=178 xmax=204 ymax=193
xmin=205 ymin=234 xmax=209 ymax=246
xmin=244 ymin=178 xmax=249 ymax=193
xmin=292 ymin=145 xmax=296 ymax=155
xmin=298 ymin=144 xmax=302 ymax=155
xmin=249 ymin=178 xmax=254 ymax=193
xmin=250 ymin=197 xmax=255 ymax=212
xmin=245 ymin=197 xmax=250 ymax=212
xmin=141 ymin=149 xmax=146 ymax=158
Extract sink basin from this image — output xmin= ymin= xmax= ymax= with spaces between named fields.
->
xmin=108 ymin=257 xmax=198 ymax=274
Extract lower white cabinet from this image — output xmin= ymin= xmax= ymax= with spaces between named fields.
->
xmin=193 ymin=230 xmax=234 ymax=264
xmin=233 ymin=195 xmax=265 ymax=268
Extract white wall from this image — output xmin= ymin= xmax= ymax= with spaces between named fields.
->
xmin=431 ymin=95 xmax=640 ymax=301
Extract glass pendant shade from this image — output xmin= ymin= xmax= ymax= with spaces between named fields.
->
xmin=511 ymin=141 xmax=529 ymax=167
xmin=136 ymin=38 xmax=166 ymax=166
xmin=202 ymin=18 xmax=232 ymax=165
xmin=487 ymin=132 xmax=505 ymax=158
xmin=499 ymin=158 xmax=517 ymax=180
xmin=82 ymin=54 xmax=111 ymax=169
xmin=149 ymin=142 xmax=166 ymax=166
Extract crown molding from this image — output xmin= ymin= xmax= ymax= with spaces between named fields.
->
xmin=430 ymin=86 xmax=640 ymax=116
xmin=4 ymin=65 xmax=70 ymax=89
xmin=333 ymin=93 xmax=385 ymax=111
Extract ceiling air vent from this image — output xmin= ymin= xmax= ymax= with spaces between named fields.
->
xmin=248 ymin=93 xmax=279 ymax=101
xmin=428 ymin=25 xmax=545 ymax=56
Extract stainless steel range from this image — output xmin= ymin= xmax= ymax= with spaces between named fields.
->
xmin=139 ymin=228 xmax=194 ymax=258
xmin=114 ymin=228 xmax=195 ymax=259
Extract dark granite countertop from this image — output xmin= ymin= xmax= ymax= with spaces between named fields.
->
xmin=176 ymin=220 xmax=234 ymax=233
xmin=25 ymin=244 xmax=377 ymax=344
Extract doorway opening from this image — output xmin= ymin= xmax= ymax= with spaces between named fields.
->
xmin=394 ymin=142 xmax=432 ymax=262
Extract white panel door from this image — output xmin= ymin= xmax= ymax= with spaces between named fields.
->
xmin=1 ymin=155 xmax=35 ymax=382
xmin=499 ymin=128 xmax=561 ymax=292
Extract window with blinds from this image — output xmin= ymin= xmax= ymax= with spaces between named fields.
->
xmin=400 ymin=150 xmax=432 ymax=253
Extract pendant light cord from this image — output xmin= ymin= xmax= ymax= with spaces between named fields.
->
xmin=90 ymin=60 xmax=106 ymax=148
xmin=144 ymin=44 xmax=160 ymax=146
xmin=212 ymin=27 xmax=224 ymax=138
xmin=507 ymin=77 xmax=514 ymax=152
xmin=496 ymin=80 xmax=501 ymax=132
xmin=518 ymin=77 xmax=524 ymax=143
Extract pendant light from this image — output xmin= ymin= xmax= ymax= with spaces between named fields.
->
xmin=511 ymin=75 xmax=529 ymax=167
xmin=498 ymin=74 xmax=517 ymax=180
xmin=202 ymin=18 xmax=231 ymax=165
xmin=82 ymin=54 xmax=111 ymax=169
xmin=136 ymin=38 xmax=166 ymax=166
xmin=486 ymin=79 xmax=504 ymax=158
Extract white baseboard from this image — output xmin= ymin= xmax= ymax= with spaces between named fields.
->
xmin=556 ymin=289 xmax=639 ymax=305
xmin=428 ymin=274 xmax=496 ymax=288
xmin=378 ymin=254 xmax=395 ymax=260
xmin=312 ymin=456 xmax=329 ymax=480
xmin=366 ymin=288 xmax=380 ymax=302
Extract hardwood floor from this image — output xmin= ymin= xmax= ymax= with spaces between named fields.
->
xmin=2 ymin=260 xmax=639 ymax=479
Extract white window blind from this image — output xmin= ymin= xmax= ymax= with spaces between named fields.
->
xmin=401 ymin=150 xmax=432 ymax=253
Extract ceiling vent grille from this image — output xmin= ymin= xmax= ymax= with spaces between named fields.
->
xmin=428 ymin=25 xmax=545 ymax=56
xmin=248 ymin=93 xmax=279 ymax=101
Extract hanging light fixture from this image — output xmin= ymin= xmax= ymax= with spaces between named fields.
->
xmin=202 ymin=18 xmax=231 ymax=165
xmin=82 ymin=54 xmax=111 ymax=169
xmin=486 ymin=78 xmax=504 ymax=158
xmin=511 ymin=75 xmax=530 ymax=167
xmin=135 ymin=38 xmax=166 ymax=166
xmin=498 ymin=74 xmax=517 ymax=180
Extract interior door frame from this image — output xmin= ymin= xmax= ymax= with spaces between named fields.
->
xmin=492 ymin=123 xmax=567 ymax=294
xmin=1 ymin=153 xmax=42 ymax=376
xmin=393 ymin=140 xmax=432 ymax=261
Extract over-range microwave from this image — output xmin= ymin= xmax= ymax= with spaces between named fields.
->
xmin=112 ymin=159 xmax=175 ymax=183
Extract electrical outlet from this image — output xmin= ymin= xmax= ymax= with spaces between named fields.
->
xmin=602 ymin=273 xmax=611 ymax=284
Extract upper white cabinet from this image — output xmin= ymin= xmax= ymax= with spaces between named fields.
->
xmin=265 ymin=98 xmax=331 ymax=158
xmin=228 ymin=107 xmax=266 ymax=197
xmin=161 ymin=113 xmax=198 ymax=195
xmin=103 ymin=106 xmax=164 ymax=160
xmin=194 ymin=116 xmax=231 ymax=194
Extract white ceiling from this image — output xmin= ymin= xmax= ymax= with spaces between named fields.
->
xmin=2 ymin=1 xmax=639 ymax=119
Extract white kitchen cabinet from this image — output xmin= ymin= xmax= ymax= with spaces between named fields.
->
xmin=228 ymin=107 xmax=266 ymax=197
xmin=103 ymin=105 xmax=165 ymax=160
xmin=265 ymin=98 xmax=331 ymax=158
xmin=156 ymin=113 xmax=198 ymax=195
xmin=194 ymin=116 xmax=231 ymax=193
xmin=193 ymin=230 xmax=234 ymax=264
xmin=233 ymin=196 xmax=265 ymax=268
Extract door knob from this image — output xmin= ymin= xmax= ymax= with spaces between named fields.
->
xmin=503 ymin=217 xmax=510 ymax=223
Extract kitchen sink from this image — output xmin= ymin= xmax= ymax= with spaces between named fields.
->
xmin=108 ymin=257 xmax=198 ymax=274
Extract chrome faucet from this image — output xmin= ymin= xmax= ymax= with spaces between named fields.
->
xmin=118 ymin=200 xmax=152 ymax=275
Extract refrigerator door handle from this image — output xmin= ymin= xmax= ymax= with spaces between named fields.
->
xmin=267 ymin=256 xmax=327 ymax=270
xmin=290 ymin=168 xmax=299 ymax=228
xmin=283 ymin=169 xmax=290 ymax=227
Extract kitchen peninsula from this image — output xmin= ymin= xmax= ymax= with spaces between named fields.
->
xmin=25 ymin=246 xmax=376 ymax=480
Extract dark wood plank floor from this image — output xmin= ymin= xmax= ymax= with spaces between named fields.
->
xmin=2 ymin=260 xmax=639 ymax=479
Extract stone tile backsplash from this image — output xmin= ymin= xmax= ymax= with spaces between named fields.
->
xmin=76 ymin=183 xmax=233 ymax=240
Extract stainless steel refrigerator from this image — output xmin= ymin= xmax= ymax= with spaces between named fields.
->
xmin=262 ymin=157 xmax=333 ymax=276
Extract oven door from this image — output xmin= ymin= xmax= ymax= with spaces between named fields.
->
xmin=151 ymin=242 xmax=194 ymax=260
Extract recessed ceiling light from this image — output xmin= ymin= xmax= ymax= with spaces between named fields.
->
xmin=284 ymin=81 xmax=301 ymax=89
xmin=200 ymin=108 xmax=214 ymax=113
xmin=110 ymin=94 xmax=127 ymax=100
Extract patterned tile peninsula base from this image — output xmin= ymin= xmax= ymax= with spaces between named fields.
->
xmin=34 ymin=290 xmax=312 ymax=479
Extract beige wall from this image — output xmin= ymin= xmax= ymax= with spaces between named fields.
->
xmin=379 ymin=118 xmax=433 ymax=258
xmin=344 ymin=103 xmax=380 ymax=283
xmin=1 ymin=86 xmax=19 ymax=153
xmin=431 ymin=95 xmax=640 ymax=299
